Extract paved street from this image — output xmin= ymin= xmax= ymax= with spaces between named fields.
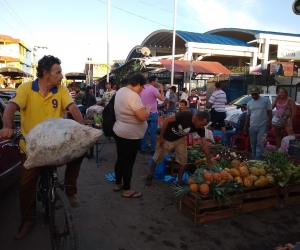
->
xmin=1 ymin=136 xmax=300 ymax=250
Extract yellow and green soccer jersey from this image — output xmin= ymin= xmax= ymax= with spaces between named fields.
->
xmin=9 ymin=79 xmax=74 ymax=152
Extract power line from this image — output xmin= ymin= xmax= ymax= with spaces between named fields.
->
xmin=137 ymin=0 xmax=218 ymax=27
xmin=2 ymin=0 xmax=36 ymax=38
xmin=96 ymin=0 xmax=172 ymax=29
xmin=0 ymin=15 xmax=25 ymax=38
xmin=0 ymin=1 xmax=35 ymax=41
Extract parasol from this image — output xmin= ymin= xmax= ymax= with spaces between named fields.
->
xmin=0 ymin=67 xmax=27 ymax=78
xmin=65 ymin=72 xmax=86 ymax=80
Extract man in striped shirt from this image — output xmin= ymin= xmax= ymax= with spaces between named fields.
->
xmin=208 ymin=82 xmax=227 ymax=137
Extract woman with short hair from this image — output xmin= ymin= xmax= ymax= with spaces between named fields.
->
xmin=113 ymin=73 xmax=151 ymax=198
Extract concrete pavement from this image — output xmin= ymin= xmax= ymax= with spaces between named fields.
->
xmin=0 ymin=136 xmax=300 ymax=250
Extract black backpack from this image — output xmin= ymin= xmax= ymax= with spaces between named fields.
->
xmin=102 ymin=94 xmax=116 ymax=139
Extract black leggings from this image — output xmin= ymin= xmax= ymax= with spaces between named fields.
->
xmin=114 ymin=134 xmax=141 ymax=190
xmin=210 ymin=108 xmax=226 ymax=128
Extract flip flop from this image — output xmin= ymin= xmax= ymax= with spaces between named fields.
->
xmin=113 ymin=186 xmax=123 ymax=192
xmin=122 ymin=191 xmax=143 ymax=198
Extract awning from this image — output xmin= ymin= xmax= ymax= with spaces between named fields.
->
xmin=158 ymin=60 xmax=232 ymax=74
xmin=0 ymin=66 xmax=27 ymax=78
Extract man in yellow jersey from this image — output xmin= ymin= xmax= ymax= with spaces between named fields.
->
xmin=0 ymin=55 xmax=84 ymax=240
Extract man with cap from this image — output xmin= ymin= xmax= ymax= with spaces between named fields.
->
xmin=243 ymin=85 xmax=272 ymax=158
xmin=224 ymin=103 xmax=248 ymax=146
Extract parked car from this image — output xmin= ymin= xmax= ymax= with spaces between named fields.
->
xmin=0 ymin=97 xmax=21 ymax=195
xmin=0 ymin=89 xmax=21 ymax=127
xmin=224 ymin=94 xmax=277 ymax=127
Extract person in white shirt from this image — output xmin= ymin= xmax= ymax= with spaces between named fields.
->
xmin=208 ymin=82 xmax=227 ymax=137
xmin=165 ymin=84 xmax=171 ymax=98
xmin=99 ymin=87 xmax=104 ymax=98
xmin=181 ymin=88 xmax=188 ymax=102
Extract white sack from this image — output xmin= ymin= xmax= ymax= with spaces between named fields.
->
xmin=86 ymin=106 xmax=104 ymax=119
xmin=24 ymin=118 xmax=103 ymax=168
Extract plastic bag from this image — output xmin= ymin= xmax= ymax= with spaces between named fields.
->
xmin=24 ymin=118 xmax=103 ymax=168
xmin=278 ymin=135 xmax=295 ymax=153
xmin=149 ymin=154 xmax=170 ymax=180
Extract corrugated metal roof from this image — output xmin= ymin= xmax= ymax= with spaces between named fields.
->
xmin=176 ymin=30 xmax=252 ymax=47
xmin=206 ymin=28 xmax=300 ymax=38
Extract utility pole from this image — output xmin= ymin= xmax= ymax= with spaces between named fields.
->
xmin=32 ymin=45 xmax=47 ymax=78
xmin=87 ymin=58 xmax=92 ymax=86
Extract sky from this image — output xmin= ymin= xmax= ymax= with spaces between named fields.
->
xmin=0 ymin=0 xmax=300 ymax=73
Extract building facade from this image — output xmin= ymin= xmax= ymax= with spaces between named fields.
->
xmin=0 ymin=34 xmax=32 ymax=75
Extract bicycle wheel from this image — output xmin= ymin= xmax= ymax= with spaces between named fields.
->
xmin=49 ymin=189 xmax=78 ymax=250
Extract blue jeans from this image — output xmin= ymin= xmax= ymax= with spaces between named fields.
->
xmin=249 ymin=124 xmax=267 ymax=158
xmin=189 ymin=108 xmax=198 ymax=115
xmin=224 ymin=130 xmax=235 ymax=146
xmin=141 ymin=112 xmax=158 ymax=152
xmin=224 ymin=130 xmax=242 ymax=146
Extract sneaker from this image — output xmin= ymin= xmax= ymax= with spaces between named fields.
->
xmin=14 ymin=219 xmax=37 ymax=240
xmin=67 ymin=196 xmax=81 ymax=208
xmin=139 ymin=150 xmax=146 ymax=155
xmin=150 ymin=151 xmax=155 ymax=155
xmin=145 ymin=175 xmax=153 ymax=186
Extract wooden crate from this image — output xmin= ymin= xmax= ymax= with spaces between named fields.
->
xmin=165 ymin=161 xmax=196 ymax=176
xmin=179 ymin=193 xmax=243 ymax=225
xmin=280 ymin=184 xmax=300 ymax=207
xmin=242 ymin=185 xmax=280 ymax=213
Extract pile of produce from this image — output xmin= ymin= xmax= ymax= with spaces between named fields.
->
xmin=187 ymin=144 xmax=204 ymax=163
xmin=171 ymin=151 xmax=300 ymax=204
xmin=169 ymin=144 xmax=204 ymax=163
xmin=171 ymin=165 xmax=244 ymax=204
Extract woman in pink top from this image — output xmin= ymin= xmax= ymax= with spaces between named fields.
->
xmin=271 ymin=88 xmax=296 ymax=149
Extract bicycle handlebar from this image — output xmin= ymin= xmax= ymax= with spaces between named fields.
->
xmin=9 ymin=130 xmax=25 ymax=147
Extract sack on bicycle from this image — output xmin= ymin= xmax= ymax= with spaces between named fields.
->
xmin=24 ymin=118 xmax=102 ymax=168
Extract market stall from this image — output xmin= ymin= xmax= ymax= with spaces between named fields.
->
xmin=166 ymin=142 xmax=300 ymax=225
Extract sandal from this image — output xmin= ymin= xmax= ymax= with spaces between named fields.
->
xmin=113 ymin=185 xmax=123 ymax=192
xmin=122 ymin=191 xmax=142 ymax=198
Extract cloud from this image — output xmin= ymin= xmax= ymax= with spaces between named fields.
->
xmin=185 ymin=0 xmax=261 ymax=31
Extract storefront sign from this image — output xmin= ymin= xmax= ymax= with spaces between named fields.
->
xmin=192 ymin=74 xmax=213 ymax=80
xmin=270 ymin=62 xmax=294 ymax=77
xmin=277 ymin=45 xmax=300 ymax=60
xmin=148 ymin=72 xmax=170 ymax=79
xmin=93 ymin=64 xmax=109 ymax=78
xmin=148 ymin=72 xmax=183 ymax=80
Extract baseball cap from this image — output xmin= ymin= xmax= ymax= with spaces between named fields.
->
xmin=165 ymin=84 xmax=171 ymax=89
xmin=249 ymin=86 xmax=260 ymax=94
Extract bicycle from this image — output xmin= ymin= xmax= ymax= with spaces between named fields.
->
xmin=10 ymin=132 xmax=78 ymax=250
